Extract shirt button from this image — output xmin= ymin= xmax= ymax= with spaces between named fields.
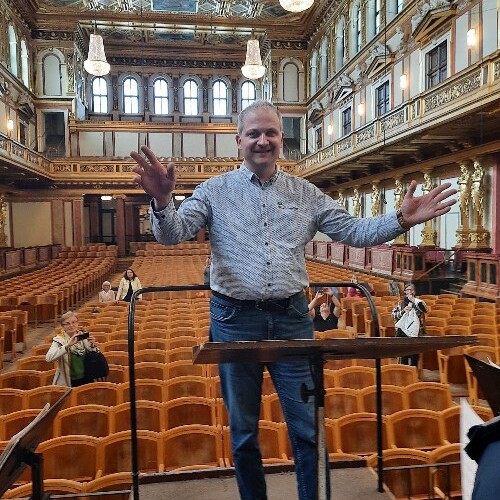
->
xmin=267 ymin=283 xmax=271 ymax=287
xmin=267 ymin=262 xmax=271 ymax=265
xmin=264 ymin=223 xmax=267 ymax=227
xmin=265 ymin=242 xmax=269 ymax=246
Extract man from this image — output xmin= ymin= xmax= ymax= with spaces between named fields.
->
xmin=308 ymin=288 xmax=341 ymax=331
xmin=131 ymin=100 xmax=455 ymax=500
xmin=392 ymin=283 xmax=428 ymax=366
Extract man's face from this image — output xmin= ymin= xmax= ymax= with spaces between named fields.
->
xmin=236 ymin=108 xmax=283 ymax=176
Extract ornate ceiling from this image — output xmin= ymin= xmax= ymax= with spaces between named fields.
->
xmin=21 ymin=0 xmax=330 ymax=62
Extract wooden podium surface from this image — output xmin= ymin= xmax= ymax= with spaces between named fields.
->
xmin=193 ymin=336 xmax=477 ymax=365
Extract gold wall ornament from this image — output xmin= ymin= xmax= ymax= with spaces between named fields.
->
xmin=471 ymin=161 xmax=485 ymax=227
xmin=455 ymin=163 xmax=472 ymax=248
xmin=393 ymin=179 xmax=408 ymax=245
xmin=469 ymin=161 xmax=490 ymax=249
xmin=371 ymin=183 xmax=381 ymax=217
xmin=352 ymin=187 xmax=361 ymax=217
xmin=337 ymin=191 xmax=346 ymax=209
xmin=0 ymin=195 xmax=8 ymax=247
xmin=419 ymin=172 xmax=437 ymax=247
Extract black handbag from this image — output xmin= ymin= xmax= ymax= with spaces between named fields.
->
xmin=84 ymin=351 xmax=109 ymax=380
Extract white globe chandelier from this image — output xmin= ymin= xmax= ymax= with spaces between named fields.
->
xmin=241 ymin=39 xmax=266 ymax=80
xmin=279 ymin=0 xmax=315 ymax=13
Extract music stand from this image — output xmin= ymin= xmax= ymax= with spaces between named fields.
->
xmin=193 ymin=336 xmax=477 ymax=500
xmin=0 ymin=388 xmax=71 ymax=500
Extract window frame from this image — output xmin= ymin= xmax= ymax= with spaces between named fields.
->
xmin=341 ymin=106 xmax=352 ymax=136
xmin=153 ymin=77 xmax=169 ymax=115
xmin=241 ymin=80 xmax=256 ymax=110
xmin=183 ymin=79 xmax=199 ymax=116
xmin=375 ymin=80 xmax=390 ymax=117
xmin=425 ymin=39 xmax=448 ymax=89
xmin=123 ymin=77 xmax=139 ymax=114
xmin=92 ymin=77 xmax=108 ymax=114
xmin=212 ymin=79 xmax=228 ymax=116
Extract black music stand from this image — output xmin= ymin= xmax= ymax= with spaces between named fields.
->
xmin=193 ymin=336 xmax=477 ymax=500
xmin=0 ymin=388 xmax=71 ymax=500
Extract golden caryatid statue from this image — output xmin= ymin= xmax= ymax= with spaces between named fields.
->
xmin=0 ymin=194 xmax=8 ymax=247
xmin=393 ymin=179 xmax=407 ymax=245
xmin=352 ymin=188 xmax=361 ymax=217
xmin=455 ymin=163 xmax=472 ymax=248
xmin=371 ymin=183 xmax=380 ymax=217
xmin=469 ymin=161 xmax=490 ymax=249
xmin=471 ymin=161 xmax=484 ymax=227
xmin=337 ymin=191 xmax=346 ymax=210
xmin=419 ymin=172 xmax=437 ymax=247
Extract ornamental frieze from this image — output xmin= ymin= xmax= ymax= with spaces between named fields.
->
xmin=53 ymin=164 xmax=72 ymax=173
xmin=32 ymin=30 xmax=75 ymax=41
xmin=424 ymin=71 xmax=481 ymax=112
xmin=121 ymin=164 xmax=134 ymax=172
xmin=337 ymin=137 xmax=352 ymax=155
xmin=356 ymin=124 xmax=376 ymax=145
xmin=108 ymin=57 xmax=240 ymax=71
xmin=381 ymin=109 xmax=406 ymax=133
xmin=176 ymin=165 xmax=197 ymax=173
xmin=321 ymin=146 xmax=335 ymax=162
xmin=203 ymin=165 xmax=235 ymax=173
xmin=270 ymin=41 xmax=308 ymax=50
xmin=80 ymin=164 xmax=115 ymax=173
xmin=11 ymin=144 xmax=25 ymax=157
xmin=0 ymin=137 xmax=7 ymax=150
xmin=494 ymin=61 xmax=500 ymax=80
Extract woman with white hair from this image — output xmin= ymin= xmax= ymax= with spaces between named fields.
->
xmin=99 ymin=281 xmax=116 ymax=302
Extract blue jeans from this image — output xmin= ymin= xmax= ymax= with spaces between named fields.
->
xmin=210 ymin=292 xmax=331 ymax=500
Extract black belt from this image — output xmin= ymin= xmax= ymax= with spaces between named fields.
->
xmin=212 ymin=290 xmax=303 ymax=313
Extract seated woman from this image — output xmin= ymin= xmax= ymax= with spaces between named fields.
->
xmin=45 ymin=310 xmax=100 ymax=387
xmin=308 ymin=288 xmax=341 ymax=331
xmin=346 ymin=275 xmax=363 ymax=297
xmin=98 ymin=280 xmax=116 ymax=302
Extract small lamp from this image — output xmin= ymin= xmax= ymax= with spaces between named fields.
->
xmin=400 ymin=74 xmax=408 ymax=90
xmin=357 ymin=103 xmax=365 ymax=116
xmin=467 ymin=28 xmax=476 ymax=48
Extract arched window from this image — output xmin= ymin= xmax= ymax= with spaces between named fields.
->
xmin=375 ymin=0 xmax=381 ymax=34
xmin=320 ymin=38 xmax=329 ymax=87
xmin=283 ymin=62 xmax=299 ymax=102
xmin=8 ymin=25 xmax=18 ymax=77
xmin=241 ymin=81 xmax=256 ymax=110
xmin=310 ymin=50 xmax=318 ymax=95
xmin=355 ymin=6 xmax=362 ymax=53
xmin=20 ymin=40 xmax=29 ymax=87
xmin=213 ymin=80 xmax=228 ymax=116
xmin=153 ymin=78 xmax=169 ymax=114
xmin=123 ymin=77 xmax=139 ymax=114
xmin=335 ymin=18 xmax=346 ymax=72
xmin=92 ymin=77 xmax=108 ymax=113
xmin=397 ymin=0 xmax=404 ymax=13
xmin=183 ymin=79 xmax=198 ymax=115
xmin=43 ymin=54 xmax=62 ymax=95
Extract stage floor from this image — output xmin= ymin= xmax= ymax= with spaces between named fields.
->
xmin=138 ymin=465 xmax=394 ymax=500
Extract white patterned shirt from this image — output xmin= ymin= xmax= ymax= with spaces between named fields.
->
xmin=151 ymin=163 xmax=404 ymax=301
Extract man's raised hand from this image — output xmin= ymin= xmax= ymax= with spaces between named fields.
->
xmin=130 ymin=145 xmax=176 ymax=211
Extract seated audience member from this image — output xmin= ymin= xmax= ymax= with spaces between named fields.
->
xmin=45 ymin=311 xmax=99 ymax=387
xmin=391 ymin=283 xmax=427 ymax=366
xmin=116 ymin=268 xmax=143 ymax=302
xmin=99 ymin=280 xmax=116 ymax=302
xmin=309 ymin=288 xmax=341 ymax=331
xmin=347 ymin=275 xmax=363 ymax=297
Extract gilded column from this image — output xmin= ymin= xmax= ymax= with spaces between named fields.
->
xmin=455 ymin=163 xmax=472 ymax=248
xmin=337 ymin=191 xmax=346 ymax=210
xmin=419 ymin=172 xmax=437 ymax=247
xmin=393 ymin=179 xmax=407 ymax=245
xmin=371 ymin=183 xmax=381 ymax=217
xmin=469 ymin=161 xmax=490 ymax=249
xmin=0 ymin=194 xmax=8 ymax=247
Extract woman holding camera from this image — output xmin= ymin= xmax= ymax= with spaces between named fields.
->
xmin=45 ymin=310 xmax=99 ymax=387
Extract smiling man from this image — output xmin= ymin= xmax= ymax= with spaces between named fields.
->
xmin=130 ymin=100 xmax=456 ymax=500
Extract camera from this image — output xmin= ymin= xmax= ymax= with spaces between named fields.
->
xmin=318 ymin=288 xmax=326 ymax=294
xmin=76 ymin=331 xmax=89 ymax=341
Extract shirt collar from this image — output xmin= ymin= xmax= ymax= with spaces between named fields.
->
xmin=240 ymin=162 xmax=280 ymax=185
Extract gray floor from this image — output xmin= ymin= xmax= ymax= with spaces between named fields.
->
xmin=138 ymin=467 xmax=394 ymax=500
